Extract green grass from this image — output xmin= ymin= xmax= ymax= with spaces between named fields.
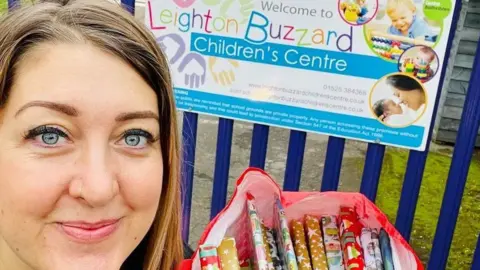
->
xmin=370 ymin=148 xmax=480 ymax=269
xmin=0 ymin=0 xmax=8 ymax=14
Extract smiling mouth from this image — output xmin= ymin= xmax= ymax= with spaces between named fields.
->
xmin=56 ymin=219 xmax=121 ymax=243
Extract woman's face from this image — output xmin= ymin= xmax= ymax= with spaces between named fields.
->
xmin=0 ymin=43 xmax=163 ymax=270
xmin=392 ymin=87 xmax=425 ymax=110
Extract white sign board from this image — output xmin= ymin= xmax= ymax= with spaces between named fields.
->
xmin=146 ymin=0 xmax=456 ymax=151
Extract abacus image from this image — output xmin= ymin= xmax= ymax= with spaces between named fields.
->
xmin=368 ymin=30 xmax=435 ymax=61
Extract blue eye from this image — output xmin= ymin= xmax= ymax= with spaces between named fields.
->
xmin=42 ymin=133 xmax=60 ymax=145
xmin=122 ymin=129 xmax=154 ymax=148
xmin=24 ymin=126 xmax=68 ymax=146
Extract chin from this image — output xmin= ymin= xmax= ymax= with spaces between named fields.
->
xmin=47 ymin=253 xmax=125 ymax=270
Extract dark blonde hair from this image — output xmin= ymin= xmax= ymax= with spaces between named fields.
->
xmin=386 ymin=0 xmax=416 ymax=14
xmin=0 ymin=0 xmax=183 ymax=269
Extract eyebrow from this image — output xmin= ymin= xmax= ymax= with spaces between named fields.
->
xmin=15 ymin=101 xmax=159 ymax=122
xmin=15 ymin=101 xmax=78 ymax=117
xmin=115 ymin=111 xmax=159 ymax=122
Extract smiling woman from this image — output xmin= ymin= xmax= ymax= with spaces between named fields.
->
xmin=0 ymin=1 xmax=183 ymax=270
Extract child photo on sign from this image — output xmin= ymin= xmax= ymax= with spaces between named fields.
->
xmin=370 ymin=73 xmax=427 ymax=127
xmin=398 ymin=45 xmax=439 ymax=82
xmin=364 ymin=0 xmax=442 ymax=61
xmin=338 ymin=0 xmax=378 ymax=25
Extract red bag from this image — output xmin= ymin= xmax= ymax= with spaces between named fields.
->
xmin=178 ymin=168 xmax=423 ymax=270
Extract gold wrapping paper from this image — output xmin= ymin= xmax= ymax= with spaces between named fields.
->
xmin=291 ymin=219 xmax=313 ymax=270
xmin=305 ymin=215 xmax=329 ymax=270
xmin=217 ymin=238 xmax=241 ymax=270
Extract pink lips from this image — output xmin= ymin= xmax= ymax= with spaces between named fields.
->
xmin=57 ymin=219 xmax=120 ymax=243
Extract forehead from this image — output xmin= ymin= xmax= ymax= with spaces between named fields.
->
xmin=8 ymin=43 xmax=159 ymax=118
xmin=388 ymin=5 xmax=412 ymax=17
xmin=384 ymin=100 xmax=395 ymax=106
xmin=417 ymin=51 xmax=432 ymax=58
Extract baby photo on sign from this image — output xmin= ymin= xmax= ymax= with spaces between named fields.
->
xmin=398 ymin=45 xmax=439 ymax=83
xmin=370 ymin=73 xmax=427 ymax=127
xmin=364 ymin=0 xmax=442 ymax=61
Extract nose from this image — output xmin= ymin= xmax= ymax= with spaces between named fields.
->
xmin=70 ymin=145 xmax=119 ymax=207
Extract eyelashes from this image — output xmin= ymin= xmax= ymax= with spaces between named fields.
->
xmin=23 ymin=125 xmax=68 ymax=140
xmin=123 ymin=129 xmax=157 ymax=143
xmin=23 ymin=125 xmax=158 ymax=147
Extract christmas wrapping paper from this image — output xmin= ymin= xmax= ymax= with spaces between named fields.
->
xmin=200 ymin=244 xmax=222 ymax=270
xmin=304 ymin=215 xmax=329 ymax=270
xmin=361 ymin=228 xmax=383 ymax=270
xmin=262 ymin=224 xmax=275 ymax=270
xmin=240 ymin=259 xmax=253 ymax=270
xmin=246 ymin=193 xmax=269 ymax=270
xmin=371 ymin=229 xmax=384 ymax=269
xmin=321 ymin=216 xmax=345 ymax=269
xmin=273 ymin=197 xmax=298 ymax=270
xmin=339 ymin=207 xmax=365 ymax=270
xmin=265 ymin=228 xmax=283 ymax=269
xmin=218 ymin=238 xmax=241 ymax=270
xmin=379 ymin=229 xmax=395 ymax=270
xmin=291 ymin=219 xmax=313 ymax=270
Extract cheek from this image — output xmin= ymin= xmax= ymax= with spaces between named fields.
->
xmin=118 ymin=158 xmax=163 ymax=212
xmin=399 ymin=92 xmax=409 ymax=102
xmin=0 ymin=155 xmax=68 ymax=221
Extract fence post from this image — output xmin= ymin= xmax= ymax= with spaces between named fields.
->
xmin=249 ymin=124 xmax=269 ymax=169
xmin=473 ymin=234 xmax=480 ymax=270
xmin=7 ymin=0 xmax=19 ymax=10
xmin=321 ymin=137 xmax=345 ymax=191
xmin=209 ymin=118 xmax=234 ymax=219
xmin=360 ymin=144 xmax=385 ymax=202
xmin=181 ymin=112 xmax=199 ymax=242
xmin=283 ymin=130 xmax=307 ymax=191
xmin=120 ymin=0 xmax=135 ymax=15
xmin=428 ymin=27 xmax=480 ymax=269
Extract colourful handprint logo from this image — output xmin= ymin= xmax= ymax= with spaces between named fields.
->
xmin=208 ymin=57 xmax=239 ymax=86
xmin=156 ymin=34 xmax=185 ymax=65
xmin=179 ymin=53 xmax=207 ymax=88
xmin=156 ymin=33 xmax=207 ymax=89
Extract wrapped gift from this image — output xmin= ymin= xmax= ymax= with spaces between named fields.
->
xmin=371 ymin=229 xmax=384 ymax=269
xmin=291 ymin=219 xmax=312 ymax=270
xmin=339 ymin=207 xmax=365 ymax=270
xmin=321 ymin=216 xmax=345 ymax=269
xmin=265 ymin=228 xmax=283 ymax=269
xmin=361 ymin=228 xmax=383 ymax=270
xmin=273 ymin=196 xmax=298 ymax=270
xmin=218 ymin=238 xmax=241 ymax=270
xmin=246 ymin=193 xmax=270 ymax=270
xmin=379 ymin=229 xmax=395 ymax=270
xmin=304 ymin=215 xmax=328 ymax=270
xmin=200 ymin=244 xmax=222 ymax=270
xmin=261 ymin=224 xmax=275 ymax=270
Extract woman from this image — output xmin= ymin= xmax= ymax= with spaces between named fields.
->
xmin=0 ymin=0 xmax=186 ymax=269
xmin=386 ymin=74 xmax=426 ymax=120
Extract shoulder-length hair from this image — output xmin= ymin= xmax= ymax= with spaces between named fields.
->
xmin=0 ymin=1 xmax=183 ymax=269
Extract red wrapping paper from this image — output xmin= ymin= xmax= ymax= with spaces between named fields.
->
xmin=338 ymin=207 xmax=365 ymax=269
xmin=200 ymin=245 xmax=222 ymax=270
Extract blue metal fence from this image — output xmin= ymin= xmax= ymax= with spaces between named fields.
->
xmin=8 ymin=0 xmax=480 ymax=268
